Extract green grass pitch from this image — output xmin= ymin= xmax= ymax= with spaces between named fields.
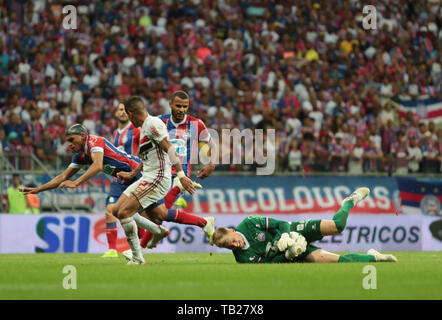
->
xmin=0 ymin=252 xmax=440 ymax=300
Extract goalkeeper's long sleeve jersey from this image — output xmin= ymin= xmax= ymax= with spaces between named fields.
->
xmin=232 ymin=215 xmax=291 ymax=263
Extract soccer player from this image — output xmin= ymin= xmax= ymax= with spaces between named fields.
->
xmin=19 ymin=124 xmax=166 ymax=258
xmin=112 ymin=96 xmax=210 ymax=265
xmin=102 ymin=103 xmax=143 ymax=258
xmin=135 ymin=90 xmax=217 ymax=251
xmin=213 ymin=187 xmax=398 ymax=263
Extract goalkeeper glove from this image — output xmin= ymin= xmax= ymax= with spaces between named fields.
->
xmin=285 ymin=232 xmax=308 ymax=261
xmin=277 ymin=232 xmax=295 ymax=251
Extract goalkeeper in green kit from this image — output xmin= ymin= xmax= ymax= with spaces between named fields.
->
xmin=213 ymin=187 xmax=397 ymax=263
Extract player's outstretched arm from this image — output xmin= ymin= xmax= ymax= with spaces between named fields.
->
xmin=59 ymin=152 xmax=103 ymax=189
xmin=159 ymin=137 xmax=196 ymax=194
xmin=20 ymin=166 xmax=80 ymax=194
xmin=117 ymin=161 xmax=143 ymax=183
xmin=197 ymin=139 xmax=216 ymax=179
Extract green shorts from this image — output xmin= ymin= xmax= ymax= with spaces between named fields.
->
xmin=289 ymin=219 xmax=323 ymax=262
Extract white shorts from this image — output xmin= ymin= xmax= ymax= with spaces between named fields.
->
xmin=123 ymin=173 xmax=171 ymax=209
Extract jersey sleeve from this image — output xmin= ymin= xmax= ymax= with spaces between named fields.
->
xmin=259 ymin=253 xmax=290 ymax=263
xmin=87 ymin=135 xmax=105 ymax=154
xmin=132 ymin=127 xmax=141 ymax=154
xmin=144 ymin=117 xmax=169 ymax=143
xmin=68 ymin=153 xmax=85 ymax=169
xmin=197 ymin=119 xmax=210 ymax=143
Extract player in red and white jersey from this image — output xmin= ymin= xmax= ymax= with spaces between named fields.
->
xmin=135 ymin=91 xmax=217 ymax=254
xmin=102 ymin=103 xmax=143 ymax=258
xmin=112 ymin=96 xmax=199 ymax=265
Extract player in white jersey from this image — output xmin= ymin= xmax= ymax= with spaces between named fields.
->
xmin=112 ymin=96 xmax=196 ymax=265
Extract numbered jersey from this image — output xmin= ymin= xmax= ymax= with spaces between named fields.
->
xmin=139 ymin=115 xmax=172 ymax=180
xmin=112 ymin=123 xmax=141 ymax=156
xmin=159 ymin=114 xmax=210 ymax=177
xmin=69 ymin=134 xmax=141 ymax=183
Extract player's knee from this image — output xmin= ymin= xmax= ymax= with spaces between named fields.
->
xmin=333 ymin=220 xmax=346 ymax=234
xmin=117 ymin=208 xmax=131 ymax=220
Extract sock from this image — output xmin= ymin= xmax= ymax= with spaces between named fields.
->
xmin=332 ymin=201 xmax=354 ymax=233
xmin=164 ymin=185 xmax=181 ymax=209
xmin=133 ymin=213 xmax=161 ymax=235
xmin=338 ymin=253 xmax=375 ymax=263
xmin=137 ymin=227 xmax=146 ymax=239
xmin=120 ymin=217 xmax=142 ymax=259
xmin=105 ymin=222 xmax=118 ymax=250
xmin=166 ymin=209 xmax=207 ymax=228
xmin=140 ymin=231 xmax=153 ymax=249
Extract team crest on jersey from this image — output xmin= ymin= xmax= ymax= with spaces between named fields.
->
xmin=170 ymin=139 xmax=187 ymax=156
xmin=181 ymin=130 xmax=190 ymax=140
xmin=122 ymin=134 xmax=128 ymax=144
xmin=256 ymin=232 xmax=265 ymax=242
xmin=88 ymin=136 xmax=98 ymax=146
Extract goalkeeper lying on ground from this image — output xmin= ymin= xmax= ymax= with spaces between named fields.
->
xmin=212 ymin=187 xmax=397 ymax=263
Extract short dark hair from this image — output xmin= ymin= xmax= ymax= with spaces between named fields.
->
xmin=171 ymin=91 xmax=189 ymax=103
xmin=125 ymin=96 xmax=146 ymax=114
xmin=66 ymin=124 xmax=88 ymax=136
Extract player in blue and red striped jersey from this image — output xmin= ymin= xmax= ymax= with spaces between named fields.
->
xmin=137 ymin=91 xmax=217 ymax=250
xmin=101 ymin=103 xmax=143 ymax=258
xmin=20 ymin=124 xmax=164 ymax=248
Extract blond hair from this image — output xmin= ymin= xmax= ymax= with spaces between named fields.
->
xmin=212 ymin=227 xmax=231 ymax=248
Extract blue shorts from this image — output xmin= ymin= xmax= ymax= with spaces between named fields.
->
xmin=106 ymin=180 xmax=128 ymax=206
xmin=106 ymin=173 xmax=142 ymax=206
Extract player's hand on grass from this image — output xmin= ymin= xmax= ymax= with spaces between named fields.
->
xmin=180 ymin=176 xmax=196 ymax=194
xmin=58 ymin=180 xmax=77 ymax=189
xmin=277 ymin=232 xmax=295 ymax=251
xmin=117 ymin=171 xmax=134 ymax=184
xmin=19 ymin=187 xmax=39 ymax=195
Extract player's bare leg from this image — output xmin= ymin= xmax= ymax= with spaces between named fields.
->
xmin=113 ymin=194 xmax=168 ymax=265
xmin=101 ymin=204 xmax=119 ymax=258
xmin=304 ymin=249 xmax=376 ymax=263
xmin=305 ymin=249 xmax=340 ymax=263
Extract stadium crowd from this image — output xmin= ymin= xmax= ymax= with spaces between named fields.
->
xmin=0 ymin=0 xmax=441 ymax=175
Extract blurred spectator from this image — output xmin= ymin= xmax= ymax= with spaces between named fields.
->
xmin=36 ymin=130 xmax=56 ymax=164
xmin=391 ymin=132 xmax=409 ymax=175
xmin=0 ymin=0 xmax=440 ymax=175
xmin=300 ymin=132 xmax=315 ymax=172
xmin=314 ymin=133 xmax=331 ymax=171
xmin=6 ymin=174 xmax=27 ymax=214
xmin=421 ymin=131 xmax=439 ymax=173
xmin=287 ymin=140 xmax=301 ymax=172
xmin=408 ymin=137 xmax=423 ymax=173
xmin=20 ymin=134 xmax=34 ymax=170
xmin=363 ymin=140 xmax=383 ymax=173
xmin=330 ymin=133 xmax=348 ymax=172
xmin=348 ymin=136 xmax=364 ymax=175
xmin=25 ymin=183 xmax=40 ymax=214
